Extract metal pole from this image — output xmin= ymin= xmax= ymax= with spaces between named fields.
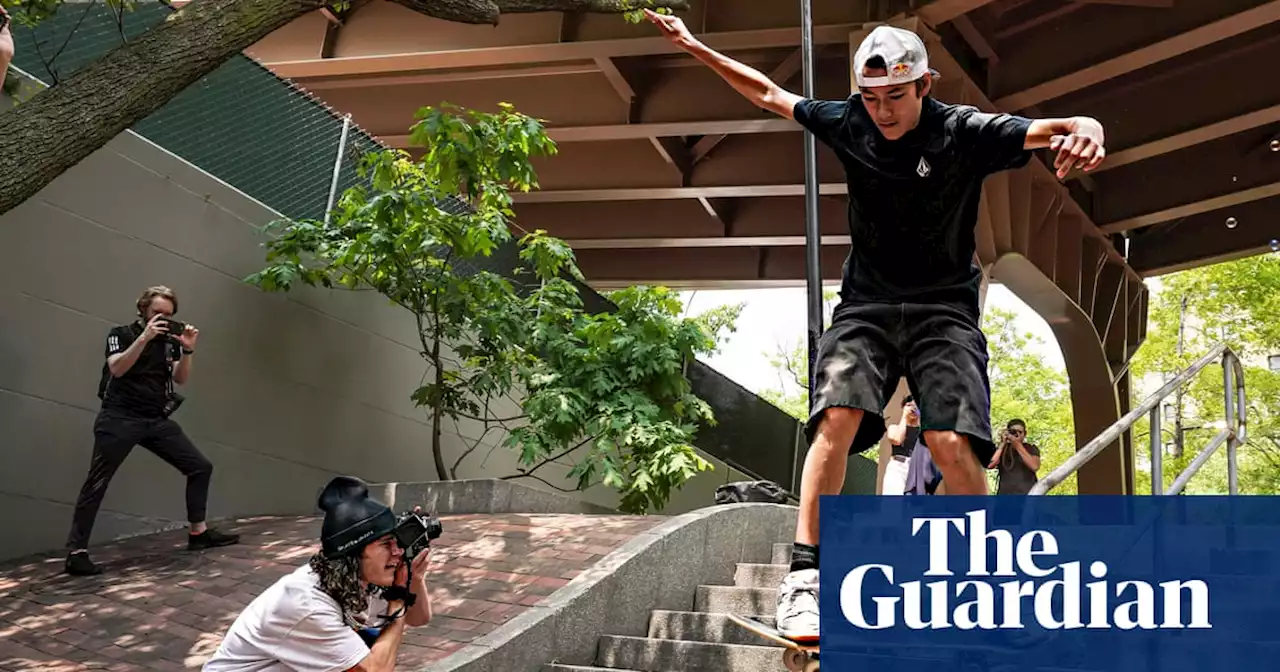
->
xmin=1173 ymin=295 xmax=1188 ymax=456
xmin=800 ymin=0 xmax=823 ymax=402
xmin=325 ymin=113 xmax=354 ymax=225
xmin=1149 ymin=407 xmax=1163 ymax=495
xmin=1223 ymin=353 xmax=1238 ymax=495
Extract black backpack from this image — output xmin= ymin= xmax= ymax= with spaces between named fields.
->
xmin=714 ymin=480 xmax=791 ymax=505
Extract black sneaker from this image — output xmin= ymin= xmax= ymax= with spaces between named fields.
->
xmin=188 ymin=528 xmax=240 ymax=551
xmin=65 ymin=552 xmax=103 ymax=576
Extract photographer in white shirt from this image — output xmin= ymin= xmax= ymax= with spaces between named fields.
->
xmin=204 ymin=477 xmax=434 ymax=672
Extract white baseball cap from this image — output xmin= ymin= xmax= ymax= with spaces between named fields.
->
xmin=853 ymin=25 xmax=935 ymax=88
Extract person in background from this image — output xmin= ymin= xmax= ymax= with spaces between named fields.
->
xmin=203 ymin=476 xmax=434 ymax=672
xmin=882 ymin=396 xmax=920 ymax=495
xmin=990 ymin=418 xmax=1041 ymax=494
xmin=65 ymin=286 xmax=238 ymax=576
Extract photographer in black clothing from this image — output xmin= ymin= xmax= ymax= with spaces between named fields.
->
xmin=65 ymin=286 xmax=239 ymax=576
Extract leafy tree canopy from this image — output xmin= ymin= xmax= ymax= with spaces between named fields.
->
xmin=248 ymin=103 xmax=734 ymax=514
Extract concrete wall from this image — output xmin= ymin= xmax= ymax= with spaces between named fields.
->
xmin=0 ymin=97 xmax=754 ymax=560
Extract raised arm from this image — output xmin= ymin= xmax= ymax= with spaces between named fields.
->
xmin=1025 ymin=116 xmax=1107 ymax=179
xmin=644 ymin=9 xmax=801 ymax=120
xmin=885 ymin=416 xmax=907 ymax=445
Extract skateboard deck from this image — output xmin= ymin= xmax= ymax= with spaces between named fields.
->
xmin=726 ymin=613 xmax=819 ymax=672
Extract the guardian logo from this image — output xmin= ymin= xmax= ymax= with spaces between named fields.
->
xmin=840 ymin=510 xmax=1211 ymax=631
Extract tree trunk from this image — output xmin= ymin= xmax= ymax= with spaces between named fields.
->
xmin=0 ymin=0 xmax=687 ymax=217
xmin=430 ymin=332 xmax=451 ymax=481
xmin=0 ymin=0 xmax=321 ymax=216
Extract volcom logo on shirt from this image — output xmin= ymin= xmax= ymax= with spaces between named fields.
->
xmin=916 ymin=156 xmax=931 ymax=177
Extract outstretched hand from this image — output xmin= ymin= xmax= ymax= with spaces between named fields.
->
xmin=643 ymin=9 xmax=697 ymax=48
xmin=1049 ymin=122 xmax=1106 ymax=179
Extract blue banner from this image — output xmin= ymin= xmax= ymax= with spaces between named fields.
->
xmin=819 ymin=496 xmax=1280 ymax=671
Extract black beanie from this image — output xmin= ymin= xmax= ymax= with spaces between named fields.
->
xmin=318 ymin=476 xmax=396 ymax=559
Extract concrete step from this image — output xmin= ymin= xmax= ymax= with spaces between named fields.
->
xmin=771 ymin=542 xmax=792 ymax=565
xmin=695 ymin=585 xmax=776 ymax=616
xmin=733 ymin=563 xmax=789 ymax=589
xmin=647 ymin=610 xmax=777 ymax=645
xmin=597 ymin=635 xmax=783 ymax=672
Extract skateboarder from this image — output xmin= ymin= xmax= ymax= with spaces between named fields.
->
xmin=644 ymin=10 xmax=1106 ymax=642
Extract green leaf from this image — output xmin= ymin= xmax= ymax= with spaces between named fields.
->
xmin=246 ymin=102 xmax=733 ymax=513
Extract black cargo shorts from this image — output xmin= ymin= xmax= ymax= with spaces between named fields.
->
xmin=804 ymin=299 xmax=996 ymax=466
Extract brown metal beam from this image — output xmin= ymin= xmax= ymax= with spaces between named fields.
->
xmin=265 ymin=23 xmax=867 ymax=80
xmin=692 ymin=47 xmax=806 ymax=164
xmin=916 ymin=0 xmax=1005 ymax=27
xmin=1087 ymin=103 xmax=1280 ymax=174
xmin=1100 ymin=181 xmax=1280 ymax=234
xmin=951 ymin=14 xmax=999 ymax=64
xmin=1127 ymin=194 xmax=1280 ymax=275
xmin=1072 ymin=0 xmax=1173 ymax=6
xmin=995 ymin=0 xmax=1280 ymax=110
xmin=594 ymin=56 xmax=639 ymax=123
xmin=381 ymin=118 xmax=799 ymax=148
xmin=649 ymin=137 xmax=693 ymax=184
xmin=512 ymin=184 xmax=849 ymax=202
xmin=993 ymin=2 xmax=1086 ymax=41
xmin=301 ymin=63 xmax=600 ymax=91
xmin=568 ymin=235 xmax=853 ymax=249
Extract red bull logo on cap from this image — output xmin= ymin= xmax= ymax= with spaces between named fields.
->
xmin=891 ymin=62 xmax=912 ymax=79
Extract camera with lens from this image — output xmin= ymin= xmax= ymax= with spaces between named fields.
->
xmin=393 ymin=511 xmax=442 ymax=560
xmin=160 ymin=317 xmax=187 ymax=339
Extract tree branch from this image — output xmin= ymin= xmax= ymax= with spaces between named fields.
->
xmin=387 ymin=0 xmax=688 ymax=26
xmin=500 ymin=472 xmax=580 ymax=493
xmin=452 ymin=421 xmax=495 ymax=474
xmin=517 ymin=434 xmax=599 ymax=478
xmin=453 ymin=410 xmax=528 ymax=424
xmin=0 ymin=0 xmax=689 ymax=216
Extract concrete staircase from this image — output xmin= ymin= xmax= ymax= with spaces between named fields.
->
xmin=543 ymin=543 xmax=794 ymax=672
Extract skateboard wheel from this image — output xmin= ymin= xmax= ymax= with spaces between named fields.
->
xmin=783 ymin=648 xmax=813 ymax=672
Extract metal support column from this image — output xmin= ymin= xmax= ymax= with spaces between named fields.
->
xmin=1149 ymin=407 xmax=1163 ymax=495
xmin=325 ymin=113 xmax=354 ymax=225
xmin=1223 ymin=353 xmax=1238 ymax=495
xmin=800 ymin=0 xmax=822 ymax=402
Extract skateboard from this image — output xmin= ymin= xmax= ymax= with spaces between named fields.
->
xmin=726 ymin=613 xmax=819 ymax=672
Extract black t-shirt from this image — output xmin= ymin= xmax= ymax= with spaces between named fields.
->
xmin=793 ymin=96 xmax=1033 ymax=307
xmin=99 ymin=322 xmax=179 ymax=417
xmin=892 ymin=426 xmax=920 ymax=458
xmin=996 ymin=441 xmax=1041 ymax=495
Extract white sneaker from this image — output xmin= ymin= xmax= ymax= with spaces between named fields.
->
xmin=775 ymin=568 xmax=819 ymax=642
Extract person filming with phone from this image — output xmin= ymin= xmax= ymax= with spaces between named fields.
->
xmin=64 ymin=285 xmax=239 ymax=576
xmin=203 ymin=476 xmax=438 ymax=672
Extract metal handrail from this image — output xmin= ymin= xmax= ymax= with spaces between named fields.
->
xmin=1030 ymin=344 xmax=1248 ymax=495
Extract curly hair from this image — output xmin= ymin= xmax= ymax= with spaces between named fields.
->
xmin=309 ymin=552 xmax=373 ymax=626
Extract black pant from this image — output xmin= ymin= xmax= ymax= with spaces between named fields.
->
xmin=66 ymin=409 xmax=214 ymax=551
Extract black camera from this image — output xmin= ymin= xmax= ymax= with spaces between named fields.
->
xmin=161 ymin=391 xmax=185 ymax=418
xmin=392 ymin=511 xmax=442 ymax=559
xmin=160 ymin=317 xmax=187 ymax=338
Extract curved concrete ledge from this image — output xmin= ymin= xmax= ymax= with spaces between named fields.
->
xmin=370 ymin=478 xmax=617 ymax=516
xmin=420 ymin=502 xmax=797 ymax=672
